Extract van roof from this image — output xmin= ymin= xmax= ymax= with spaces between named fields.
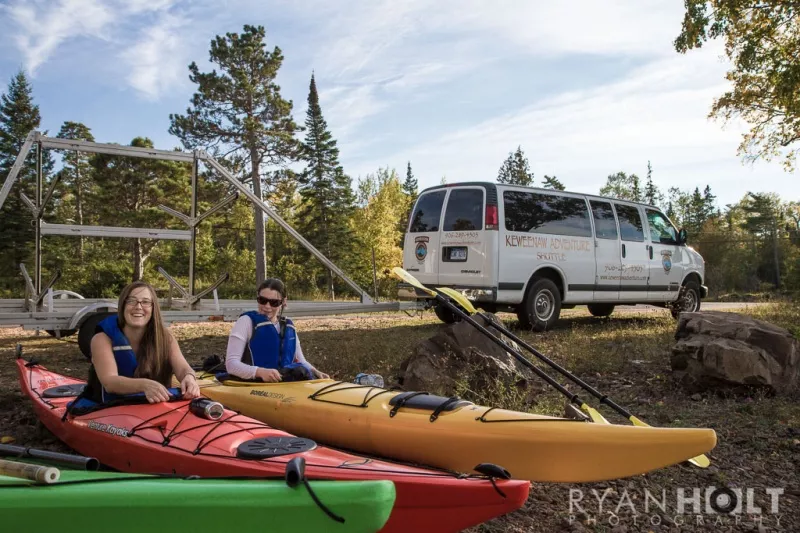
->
xmin=419 ymin=181 xmax=664 ymax=211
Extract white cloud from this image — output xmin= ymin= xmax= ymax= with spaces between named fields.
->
xmin=120 ymin=12 xmax=189 ymax=100
xmin=347 ymin=43 xmax=797 ymax=206
xmin=303 ymin=0 xmax=691 ymax=142
xmin=3 ymin=0 xmax=185 ymax=98
xmin=4 ymin=0 xmax=114 ymax=74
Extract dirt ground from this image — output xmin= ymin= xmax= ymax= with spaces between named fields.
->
xmin=1 ymin=304 xmax=797 ymax=532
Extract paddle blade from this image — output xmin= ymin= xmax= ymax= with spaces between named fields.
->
xmin=630 ymin=415 xmax=710 ymax=467
xmin=436 ymin=287 xmax=478 ymax=314
xmin=581 ymin=403 xmax=610 ymax=424
xmin=391 ymin=267 xmax=435 ymax=296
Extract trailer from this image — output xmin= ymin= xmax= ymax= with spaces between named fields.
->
xmin=0 ymin=131 xmax=418 ymax=356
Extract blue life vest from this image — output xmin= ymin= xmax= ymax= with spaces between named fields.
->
xmin=94 ymin=315 xmax=139 ymax=402
xmin=241 ymin=311 xmax=310 ymax=375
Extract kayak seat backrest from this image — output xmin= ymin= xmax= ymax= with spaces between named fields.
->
xmin=388 ymin=391 xmax=472 ymax=412
xmin=215 ymin=372 xmax=260 ymax=383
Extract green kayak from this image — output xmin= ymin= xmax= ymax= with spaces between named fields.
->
xmin=0 ymin=466 xmax=395 ymax=533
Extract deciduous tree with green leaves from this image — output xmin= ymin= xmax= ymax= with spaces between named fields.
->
xmin=599 ymin=171 xmax=643 ymax=202
xmin=169 ymin=25 xmax=300 ymax=284
xmin=296 ymin=73 xmax=355 ymax=299
xmin=675 ymin=1 xmax=800 ymax=168
xmin=352 ymin=167 xmax=406 ymax=298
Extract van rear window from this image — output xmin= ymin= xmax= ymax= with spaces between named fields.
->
xmin=409 ymin=191 xmax=446 ymax=232
xmin=443 ymin=189 xmax=483 ymax=231
xmin=503 ymin=191 xmax=592 ymax=237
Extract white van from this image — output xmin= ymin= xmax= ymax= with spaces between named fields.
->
xmin=399 ymin=182 xmax=707 ymax=330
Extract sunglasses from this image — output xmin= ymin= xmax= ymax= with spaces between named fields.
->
xmin=257 ymin=296 xmax=283 ymax=307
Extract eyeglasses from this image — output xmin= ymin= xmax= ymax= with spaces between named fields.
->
xmin=124 ymin=298 xmax=153 ymax=309
xmin=257 ymin=296 xmax=283 ymax=307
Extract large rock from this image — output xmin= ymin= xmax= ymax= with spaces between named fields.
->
xmin=397 ymin=313 xmax=545 ymax=402
xmin=671 ymin=311 xmax=799 ymax=394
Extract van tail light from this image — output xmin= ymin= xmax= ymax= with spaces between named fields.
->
xmin=485 ymin=205 xmax=498 ymax=230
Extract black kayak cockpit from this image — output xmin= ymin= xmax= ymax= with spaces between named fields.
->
xmin=42 ymin=384 xmax=85 ymax=398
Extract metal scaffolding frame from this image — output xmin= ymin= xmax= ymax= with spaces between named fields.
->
xmin=0 ymin=131 xmax=412 ymax=333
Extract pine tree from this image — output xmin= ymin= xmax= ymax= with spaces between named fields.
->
xmin=497 ymin=146 xmax=534 ymax=186
xmin=169 ymin=25 xmax=300 ymax=284
xmin=403 ymin=161 xmax=417 ymax=201
xmin=296 ymin=73 xmax=355 ymax=299
xmin=90 ymin=137 xmax=191 ymax=281
xmin=643 ymin=161 xmax=663 ymax=207
xmin=542 ymin=175 xmax=565 ymax=190
xmin=0 ymin=71 xmax=52 ymax=294
xmin=55 ymin=122 xmax=95 ymax=259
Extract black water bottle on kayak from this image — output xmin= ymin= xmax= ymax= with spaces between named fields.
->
xmin=189 ymin=398 xmax=224 ymax=420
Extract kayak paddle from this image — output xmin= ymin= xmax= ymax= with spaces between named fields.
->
xmin=393 ymin=267 xmax=710 ymax=468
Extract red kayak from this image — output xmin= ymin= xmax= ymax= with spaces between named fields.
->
xmin=17 ymin=359 xmax=529 ymax=533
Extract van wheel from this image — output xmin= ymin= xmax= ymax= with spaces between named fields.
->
xmin=518 ymin=278 xmax=561 ymax=331
xmin=78 ymin=311 xmax=116 ymax=360
xmin=671 ymin=281 xmax=701 ymax=319
xmin=434 ymin=302 xmax=460 ymax=324
xmin=587 ymin=304 xmax=615 ymax=317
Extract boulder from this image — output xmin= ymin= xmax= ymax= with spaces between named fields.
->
xmin=397 ymin=313 xmax=546 ymax=403
xmin=671 ymin=311 xmax=798 ymax=394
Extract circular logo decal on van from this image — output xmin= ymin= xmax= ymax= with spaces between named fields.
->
xmin=661 ymin=250 xmax=672 ymax=273
xmin=414 ymin=236 xmax=429 ymax=262
xmin=415 ymin=242 xmax=428 ymax=261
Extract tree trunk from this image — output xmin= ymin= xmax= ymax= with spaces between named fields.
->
xmin=133 ymin=238 xmax=144 ymax=281
xmin=772 ymin=220 xmax=781 ymax=289
xmin=250 ymin=148 xmax=267 ymax=284
xmin=75 ymin=157 xmax=83 ymax=261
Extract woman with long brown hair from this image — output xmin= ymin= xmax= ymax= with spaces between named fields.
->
xmin=87 ymin=281 xmax=200 ymax=403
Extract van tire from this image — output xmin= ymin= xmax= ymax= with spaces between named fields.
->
xmin=433 ymin=302 xmax=459 ymax=324
xmin=671 ymin=280 xmax=701 ymax=319
xmin=518 ymin=278 xmax=561 ymax=331
xmin=587 ymin=303 xmax=615 ymax=317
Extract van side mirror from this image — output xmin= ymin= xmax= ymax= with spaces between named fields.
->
xmin=678 ymin=228 xmax=688 ymax=245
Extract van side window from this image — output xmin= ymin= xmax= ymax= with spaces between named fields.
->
xmin=504 ymin=191 xmax=592 ymax=237
xmin=590 ymin=201 xmax=618 ymax=239
xmin=615 ymin=204 xmax=644 ymax=242
xmin=443 ymin=189 xmax=483 ymax=231
xmin=646 ymin=209 xmax=678 ymax=244
xmin=409 ymin=191 xmax=446 ymax=232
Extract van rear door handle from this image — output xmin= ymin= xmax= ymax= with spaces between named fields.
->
xmin=649 ymin=246 xmax=653 ymax=260
xmin=621 ymin=243 xmax=626 ymax=258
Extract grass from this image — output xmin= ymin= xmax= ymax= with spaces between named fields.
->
xmin=1 ymin=303 xmax=798 ymax=532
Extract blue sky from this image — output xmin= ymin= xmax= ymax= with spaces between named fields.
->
xmin=0 ymin=0 xmax=797 ymax=208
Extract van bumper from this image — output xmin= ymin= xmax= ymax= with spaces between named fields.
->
xmin=398 ymin=283 xmax=496 ymax=302
xmin=700 ymin=285 xmax=709 ymax=299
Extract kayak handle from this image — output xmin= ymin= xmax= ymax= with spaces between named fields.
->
xmin=474 ymin=463 xmax=512 ymax=480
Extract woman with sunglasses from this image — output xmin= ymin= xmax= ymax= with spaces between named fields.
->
xmin=86 ymin=281 xmax=202 ymax=404
xmin=225 ymin=278 xmax=329 ymax=382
